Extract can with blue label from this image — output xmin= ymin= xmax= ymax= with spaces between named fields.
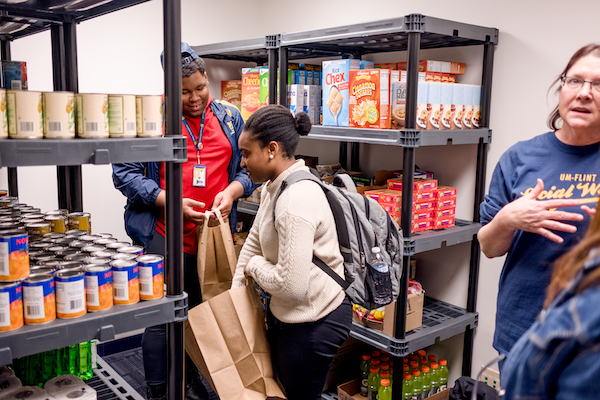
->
xmin=0 ymin=231 xmax=29 ymax=281
xmin=117 ymin=245 xmax=144 ymax=257
xmin=23 ymin=273 xmax=55 ymax=324
xmin=0 ymin=280 xmax=23 ymax=331
xmin=137 ymin=254 xmax=164 ymax=300
xmin=84 ymin=264 xmax=113 ymax=311
xmin=55 ymin=269 xmax=86 ymax=319
xmin=110 ymin=259 xmax=139 ymax=305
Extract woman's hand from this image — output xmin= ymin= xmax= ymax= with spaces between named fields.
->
xmin=211 ymin=190 xmax=234 ymax=220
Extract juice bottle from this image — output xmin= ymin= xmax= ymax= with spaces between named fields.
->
xmin=378 ymin=378 xmax=392 ymax=400
xmin=402 ymin=372 xmax=413 ymax=400
xmin=438 ymin=359 xmax=449 ymax=391
xmin=367 ymin=366 xmax=380 ymax=400
xmin=429 ymin=362 xmax=440 ymax=395
xmin=411 ymin=369 xmax=422 ymax=400
xmin=360 ymin=354 xmax=372 ymax=397
xmin=420 ymin=365 xmax=431 ymax=398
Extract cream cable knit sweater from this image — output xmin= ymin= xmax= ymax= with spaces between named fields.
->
xmin=232 ymin=160 xmax=346 ymax=323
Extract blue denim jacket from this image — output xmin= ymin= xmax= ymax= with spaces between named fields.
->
xmin=112 ymin=99 xmax=257 ymax=248
xmin=502 ymin=250 xmax=600 ymax=400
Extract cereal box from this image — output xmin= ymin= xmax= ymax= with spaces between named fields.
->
xmin=361 ymin=60 xmax=375 ymax=69
xmin=471 ymin=85 xmax=482 ymax=129
xmin=426 ymin=82 xmax=442 ymax=130
xmin=221 ymin=80 xmax=242 ymax=111
xmin=450 ymin=84 xmax=464 ymax=130
xmin=288 ymin=85 xmax=304 ymax=116
xmin=241 ymin=67 xmax=261 ymax=121
xmin=462 ymin=84 xmax=474 ymax=130
xmin=322 ymin=59 xmax=357 ymax=127
xmin=349 ymin=69 xmax=390 ymax=129
xmin=390 ymin=81 xmax=406 ymax=129
xmin=375 ymin=63 xmax=398 ymax=70
xmin=416 ymin=82 xmax=429 ymax=130
xmin=303 ymin=85 xmax=321 ymax=124
xmin=439 ymin=83 xmax=453 ymax=130
xmin=259 ymin=67 xmax=270 ymax=107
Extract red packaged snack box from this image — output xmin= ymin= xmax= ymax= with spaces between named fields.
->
xmin=435 ymin=207 xmax=456 ymax=219
xmin=413 ymin=210 xmax=435 ymax=221
xmin=413 ymin=200 xmax=437 ymax=212
xmin=365 ymin=189 xmax=402 ymax=204
xmin=433 ymin=216 xmax=456 ymax=230
xmin=412 ymin=219 xmax=434 ymax=233
xmin=387 ymin=178 xmax=438 ymax=192
xmin=379 ymin=202 xmax=401 ymax=217
xmin=435 ymin=198 xmax=458 ymax=210
xmin=414 ymin=188 xmax=437 ymax=203
xmin=436 ymin=186 xmax=457 ymax=200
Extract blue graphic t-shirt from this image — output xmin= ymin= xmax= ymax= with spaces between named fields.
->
xmin=480 ymin=131 xmax=600 ymax=355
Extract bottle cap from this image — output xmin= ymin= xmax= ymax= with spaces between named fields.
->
xmin=403 ymin=373 xmax=412 ymax=380
xmin=362 ymin=354 xmax=372 ymax=360
xmin=410 ymin=361 xmax=419 ymax=369
xmin=380 ymin=379 xmax=390 ymax=386
xmin=417 ymin=349 xmax=426 ymax=357
xmin=420 ymin=357 xmax=428 ymax=365
xmin=411 ymin=370 xmax=421 ymax=376
xmin=372 ymin=246 xmax=381 ymax=253
xmin=372 ymin=359 xmax=380 ymax=366
xmin=381 ymin=371 xmax=390 ymax=379
xmin=403 ymin=364 xmax=409 ymax=372
xmin=439 ymin=359 xmax=447 ymax=366
xmin=421 ymin=366 xmax=430 ymax=373
xmin=370 ymin=366 xmax=379 ymax=373
xmin=372 ymin=350 xmax=381 ymax=358
xmin=430 ymin=362 xmax=439 ymax=369
xmin=428 ymin=354 xmax=437 ymax=363
xmin=380 ymin=363 xmax=390 ymax=371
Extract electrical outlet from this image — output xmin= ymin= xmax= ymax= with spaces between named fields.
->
xmin=481 ymin=366 xmax=501 ymax=390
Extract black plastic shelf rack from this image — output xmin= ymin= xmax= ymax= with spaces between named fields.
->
xmin=350 ymin=297 xmax=478 ymax=357
xmin=91 ymin=356 xmax=144 ymax=400
xmin=0 ymin=294 xmax=188 ymax=367
xmin=0 ymin=137 xmax=187 ymax=167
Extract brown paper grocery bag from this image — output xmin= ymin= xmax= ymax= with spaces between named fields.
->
xmin=185 ymin=284 xmax=286 ymax=400
xmin=196 ymin=208 xmax=237 ymax=301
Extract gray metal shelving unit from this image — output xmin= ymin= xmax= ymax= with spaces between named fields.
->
xmin=0 ymin=1 xmax=187 ymax=399
xmin=91 ymin=356 xmax=145 ymax=400
xmin=197 ymin=14 xmax=497 ymax=398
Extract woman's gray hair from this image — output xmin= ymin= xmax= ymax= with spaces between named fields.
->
xmin=182 ymin=58 xmax=207 ymax=78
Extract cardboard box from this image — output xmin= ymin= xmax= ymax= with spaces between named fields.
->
xmin=241 ymin=67 xmax=261 ymax=121
xmin=323 ymin=337 xmax=369 ymax=391
xmin=322 ymin=59 xmax=361 ymax=127
xmin=1 ymin=61 xmax=27 ymax=90
xmin=259 ymin=67 xmax=270 ymax=107
xmin=387 ymin=178 xmax=438 ymax=192
xmin=295 ymin=155 xmax=319 ymax=169
xmin=338 ymin=380 xmax=449 ymax=400
xmin=353 ymin=291 xmax=424 ymax=336
xmin=287 ymin=84 xmax=304 ymax=116
xmin=220 ymin=80 xmax=241 ymax=111
xmin=397 ymin=59 xmax=465 ymax=75
xmin=349 ymin=69 xmax=390 ymax=129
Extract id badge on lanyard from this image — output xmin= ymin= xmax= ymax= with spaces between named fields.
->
xmin=184 ymin=112 xmax=207 ymax=188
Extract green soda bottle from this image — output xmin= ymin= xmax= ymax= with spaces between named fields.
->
xmin=78 ymin=342 xmax=94 ymax=380
xmin=42 ymin=350 xmax=55 ymax=384
xmin=378 ymin=378 xmax=392 ymax=400
xmin=360 ymin=354 xmax=372 ymax=397
xmin=429 ymin=362 xmax=440 ymax=395
xmin=438 ymin=359 xmax=449 ymax=391
xmin=367 ymin=366 xmax=380 ymax=400
xmin=381 ymin=371 xmax=391 ymax=386
xmin=411 ymin=369 xmax=422 ymax=400
xmin=402 ymin=373 xmax=413 ymax=400
xmin=420 ymin=365 xmax=431 ymax=398
xmin=68 ymin=344 xmax=79 ymax=375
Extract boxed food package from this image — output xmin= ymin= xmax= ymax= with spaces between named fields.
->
xmin=322 ymin=59 xmax=361 ymax=127
xmin=414 ymin=200 xmax=438 ymax=212
xmin=435 ymin=207 xmax=456 ymax=219
xmin=450 ymin=83 xmax=464 ymax=130
xmin=436 ymin=198 xmax=458 ymax=210
xmin=303 ymin=85 xmax=321 ymax=124
xmin=349 ymin=69 xmax=391 ymax=129
xmin=1 ymin=61 xmax=27 ymax=90
xmin=412 ymin=219 xmax=435 ymax=232
xmin=426 ymin=82 xmax=442 ymax=130
xmin=439 ymin=83 xmax=453 ymax=130
xmin=287 ymin=84 xmax=304 ymax=116
xmin=471 ymin=85 xmax=482 ymax=129
xmin=416 ymin=82 xmax=429 ymax=130
xmin=259 ymin=67 xmax=270 ymax=107
xmin=462 ymin=84 xmax=474 ymax=130
xmin=352 ymin=291 xmax=424 ymax=335
xmin=338 ymin=381 xmax=449 ymax=400
xmin=398 ymin=59 xmax=466 ymax=75
xmin=387 ymin=178 xmax=438 ymax=192
xmin=375 ymin=62 xmax=398 ymax=70
xmin=436 ymin=186 xmax=457 ymax=200
xmin=241 ymin=67 xmax=261 ymax=121
xmin=434 ymin=216 xmax=456 ymax=230
xmin=360 ymin=60 xmax=375 ymax=69
xmin=220 ymin=80 xmax=241 ymax=111
xmin=390 ymin=81 xmax=406 ymax=129
xmin=364 ymin=189 xmax=402 ymax=204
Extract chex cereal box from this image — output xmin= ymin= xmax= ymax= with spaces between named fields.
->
xmin=221 ymin=80 xmax=242 ymax=111
xmin=361 ymin=60 xmax=375 ymax=69
xmin=322 ymin=59 xmax=360 ymax=127
xmin=349 ymin=69 xmax=390 ymax=129
xmin=241 ymin=67 xmax=261 ymax=121
xmin=436 ymin=186 xmax=457 ymax=200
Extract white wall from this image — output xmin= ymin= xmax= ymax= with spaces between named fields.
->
xmin=2 ymin=0 xmax=600 ymax=385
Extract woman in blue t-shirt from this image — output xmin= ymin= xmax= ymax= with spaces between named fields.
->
xmin=478 ymin=43 xmax=600 ymax=366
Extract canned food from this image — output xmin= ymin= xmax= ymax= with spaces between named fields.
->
xmin=69 ymin=240 xmax=88 ymax=250
xmin=136 ymin=95 xmax=162 ymax=137
xmin=46 ymin=245 xmax=69 ymax=256
xmin=117 ymin=245 xmax=144 ymax=257
xmin=35 ymin=259 xmax=62 ymax=268
xmin=43 ymin=91 xmax=75 ymax=138
xmin=67 ymin=213 xmax=91 ymax=234
xmin=0 ymin=281 xmax=23 ymax=331
xmin=108 ymin=94 xmax=137 ymax=138
xmin=0 ymin=231 xmax=29 ymax=281
xmin=29 ymin=266 xmax=56 ymax=275
xmin=30 ymin=242 xmax=52 ymax=252
xmin=0 ymin=221 xmax=21 ymax=231
xmin=84 ymin=257 xmax=111 ymax=266
xmin=55 ymin=270 xmax=86 ymax=319
xmin=96 ymin=233 xmax=113 ymax=239
xmin=63 ymin=253 xmax=89 ymax=263
xmin=64 ymin=229 xmax=87 ymax=237
xmin=23 ymin=273 xmax=56 ymax=324
xmin=55 ymin=237 xmax=76 ymax=247
xmin=93 ymin=238 xmax=117 ymax=246
xmin=84 ymin=264 xmax=113 ymax=311
xmin=91 ymin=250 xmax=116 ymax=259
xmin=31 ymin=255 xmax=60 ymax=266
xmin=7 ymin=90 xmax=43 ymax=139
xmin=82 ymin=245 xmax=105 ymax=254
xmin=56 ymin=261 xmax=83 ymax=271
xmin=26 ymin=222 xmax=51 ymax=237
xmin=106 ymin=242 xmax=131 ymax=251
xmin=59 ymin=248 xmax=81 ymax=258
xmin=45 ymin=209 xmax=69 ymax=216
xmin=137 ymin=254 xmax=164 ymax=300
xmin=76 ymin=93 xmax=109 ymax=138
xmin=45 ymin=214 xmax=68 ymax=233
xmin=110 ymin=259 xmax=139 ymax=305
xmin=111 ymin=252 xmax=137 ymax=261
xmin=42 ymin=232 xmax=65 ymax=241
xmin=79 ymin=235 xmax=101 ymax=243
xmin=0 ymin=197 xmax=17 ymax=208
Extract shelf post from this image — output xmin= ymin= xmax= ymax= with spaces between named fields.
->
xmin=163 ymin=0 xmax=185 ymax=399
xmin=277 ymin=46 xmax=288 ymax=106
xmin=0 ymin=40 xmax=18 ymax=198
xmin=463 ymin=42 xmax=495 ymax=377
xmin=267 ymin=36 xmax=278 ymax=105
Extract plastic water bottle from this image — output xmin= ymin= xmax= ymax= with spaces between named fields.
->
xmin=360 ymin=354 xmax=372 ymax=396
xmin=369 ymin=247 xmax=393 ymax=305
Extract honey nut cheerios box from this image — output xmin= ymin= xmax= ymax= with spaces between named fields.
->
xmin=349 ymin=69 xmax=391 ymax=129
xmin=241 ymin=67 xmax=261 ymax=121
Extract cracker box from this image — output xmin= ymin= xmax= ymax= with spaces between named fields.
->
xmin=364 ymin=189 xmax=402 ymax=204
xmin=349 ymin=69 xmax=390 ymax=129
xmin=1 ymin=61 xmax=27 ymax=90
xmin=439 ymin=83 xmax=453 ymax=130
xmin=241 ymin=67 xmax=261 ymax=121
xmin=434 ymin=216 xmax=456 ymax=230
xmin=413 ymin=219 xmax=435 ymax=233
xmin=220 ymin=80 xmax=242 ymax=111
xmin=322 ymin=59 xmax=360 ymax=127
xmin=426 ymin=82 xmax=442 ymax=130
xmin=287 ymin=85 xmax=304 ymax=116
xmin=413 ymin=210 xmax=436 ymax=221
xmin=436 ymin=186 xmax=458 ymax=200
xmin=436 ymin=198 xmax=458 ymax=210
xmin=413 ymin=200 xmax=437 ymax=212
xmin=435 ymin=207 xmax=456 ymax=219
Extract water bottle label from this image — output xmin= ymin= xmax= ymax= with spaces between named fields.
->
xmin=440 ymin=383 xmax=447 ymax=391
xmin=361 ymin=379 xmax=368 ymax=396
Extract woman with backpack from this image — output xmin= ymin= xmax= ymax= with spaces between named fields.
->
xmin=232 ymin=105 xmax=352 ymax=400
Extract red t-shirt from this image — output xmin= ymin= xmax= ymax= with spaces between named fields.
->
xmin=156 ymin=97 xmax=232 ymax=254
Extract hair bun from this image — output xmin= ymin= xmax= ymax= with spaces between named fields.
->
xmin=295 ymin=112 xmax=312 ymax=136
